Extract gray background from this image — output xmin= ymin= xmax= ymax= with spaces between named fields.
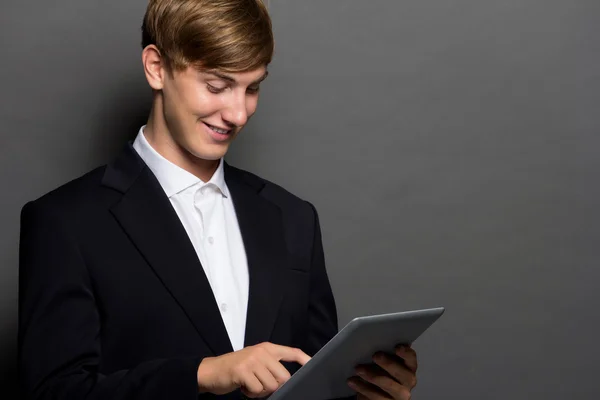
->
xmin=1 ymin=0 xmax=599 ymax=399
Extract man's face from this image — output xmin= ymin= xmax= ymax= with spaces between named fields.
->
xmin=160 ymin=63 xmax=268 ymax=161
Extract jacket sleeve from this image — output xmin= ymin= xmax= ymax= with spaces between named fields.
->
xmin=304 ymin=202 xmax=357 ymax=400
xmin=18 ymin=201 xmax=203 ymax=400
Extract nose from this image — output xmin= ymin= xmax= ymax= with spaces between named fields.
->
xmin=222 ymin=92 xmax=249 ymax=127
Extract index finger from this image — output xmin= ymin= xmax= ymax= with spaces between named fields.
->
xmin=269 ymin=344 xmax=312 ymax=365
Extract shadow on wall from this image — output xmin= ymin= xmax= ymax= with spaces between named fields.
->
xmin=89 ymin=71 xmax=152 ymax=161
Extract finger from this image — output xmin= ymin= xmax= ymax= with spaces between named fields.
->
xmin=240 ymin=372 xmax=264 ymax=398
xmin=265 ymin=343 xmax=311 ymax=365
xmin=395 ymin=345 xmax=418 ymax=372
xmin=355 ymin=365 xmax=411 ymax=399
xmin=373 ymin=353 xmax=417 ymax=389
xmin=265 ymin=358 xmax=292 ymax=385
xmin=347 ymin=376 xmax=393 ymax=400
xmin=253 ymin=364 xmax=280 ymax=395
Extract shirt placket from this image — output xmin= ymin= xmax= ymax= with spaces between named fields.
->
xmin=194 ymin=186 xmax=215 ymax=285
xmin=194 ymin=186 xmax=229 ymax=324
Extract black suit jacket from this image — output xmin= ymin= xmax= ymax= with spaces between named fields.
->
xmin=18 ymin=144 xmax=351 ymax=400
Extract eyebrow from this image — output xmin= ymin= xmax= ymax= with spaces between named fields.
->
xmin=208 ymin=70 xmax=269 ymax=85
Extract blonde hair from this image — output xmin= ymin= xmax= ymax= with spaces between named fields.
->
xmin=142 ymin=0 xmax=274 ymax=72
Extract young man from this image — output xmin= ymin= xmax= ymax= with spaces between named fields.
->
xmin=18 ymin=1 xmax=418 ymax=399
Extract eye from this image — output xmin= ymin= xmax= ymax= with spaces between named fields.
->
xmin=207 ymin=83 xmax=226 ymax=94
xmin=247 ymin=86 xmax=260 ymax=94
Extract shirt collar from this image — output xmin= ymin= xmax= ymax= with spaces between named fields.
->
xmin=132 ymin=125 xmax=229 ymax=198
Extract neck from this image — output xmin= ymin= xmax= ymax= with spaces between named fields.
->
xmin=144 ymin=96 xmax=220 ymax=183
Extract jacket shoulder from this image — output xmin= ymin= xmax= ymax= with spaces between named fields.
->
xmin=227 ymin=165 xmax=320 ymax=259
xmin=227 ymin=164 xmax=315 ymax=216
xmin=22 ymin=166 xmax=109 ymax=217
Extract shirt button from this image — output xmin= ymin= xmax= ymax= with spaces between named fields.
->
xmin=208 ymin=236 xmax=214 ymax=245
xmin=221 ymin=303 xmax=228 ymax=313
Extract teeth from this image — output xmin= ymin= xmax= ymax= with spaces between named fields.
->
xmin=208 ymin=124 xmax=229 ymax=134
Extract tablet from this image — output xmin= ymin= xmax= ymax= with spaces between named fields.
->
xmin=268 ymin=307 xmax=445 ymax=400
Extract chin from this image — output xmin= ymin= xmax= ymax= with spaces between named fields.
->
xmin=187 ymin=145 xmax=228 ymax=162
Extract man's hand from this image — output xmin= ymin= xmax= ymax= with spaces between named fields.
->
xmin=197 ymin=342 xmax=311 ymax=398
xmin=347 ymin=345 xmax=418 ymax=400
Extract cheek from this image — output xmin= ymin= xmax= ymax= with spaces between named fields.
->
xmin=246 ymin=96 xmax=259 ymax=116
xmin=172 ymin=81 xmax=217 ymax=116
xmin=163 ymin=84 xmax=191 ymax=121
xmin=162 ymin=88 xmax=197 ymax=140
xmin=190 ymin=91 xmax=224 ymax=117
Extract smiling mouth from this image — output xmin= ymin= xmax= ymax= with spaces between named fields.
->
xmin=204 ymin=122 xmax=232 ymax=135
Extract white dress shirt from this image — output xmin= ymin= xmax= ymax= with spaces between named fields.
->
xmin=133 ymin=126 xmax=249 ymax=351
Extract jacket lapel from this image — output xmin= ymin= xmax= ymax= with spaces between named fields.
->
xmin=102 ymin=144 xmax=234 ymax=356
xmin=225 ymin=164 xmax=287 ymax=348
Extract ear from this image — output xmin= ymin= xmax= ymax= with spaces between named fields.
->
xmin=142 ymin=45 xmax=166 ymax=90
